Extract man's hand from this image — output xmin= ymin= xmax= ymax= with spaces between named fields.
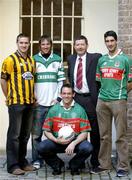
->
xmin=56 ymin=136 xmax=72 ymax=145
xmin=1 ymin=79 xmax=8 ymax=98
xmin=33 ymin=101 xmax=39 ymax=107
xmin=65 ymin=132 xmax=88 ymax=155
xmin=65 ymin=141 xmax=76 ymax=155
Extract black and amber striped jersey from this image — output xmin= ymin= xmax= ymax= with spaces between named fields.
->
xmin=1 ymin=51 xmax=35 ymax=105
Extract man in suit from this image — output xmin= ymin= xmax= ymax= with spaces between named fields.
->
xmin=67 ymin=35 xmax=102 ymax=169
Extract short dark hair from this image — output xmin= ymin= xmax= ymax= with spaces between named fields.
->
xmin=60 ymin=83 xmax=74 ymax=93
xmin=39 ymin=35 xmax=52 ymax=46
xmin=16 ymin=33 xmax=30 ymax=43
xmin=104 ymin=30 xmax=117 ymax=41
xmin=74 ymin=35 xmax=88 ymax=45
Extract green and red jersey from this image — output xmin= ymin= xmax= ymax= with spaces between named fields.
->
xmin=96 ymin=50 xmax=132 ymax=101
xmin=43 ymin=100 xmax=91 ymax=138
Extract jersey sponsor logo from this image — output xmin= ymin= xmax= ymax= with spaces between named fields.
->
xmin=22 ymin=71 xmax=33 ymax=80
xmin=53 ymin=122 xmax=79 ymax=132
xmin=37 ymin=74 xmax=56 ymax=80
xmin=101 ymin=67 xmax=124 ymax=80
xmin=51 ymin=118 xmax=80 ymax=133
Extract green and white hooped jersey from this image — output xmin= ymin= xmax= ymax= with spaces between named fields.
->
xmin=34 ymin=53 xmax=65 ymax=106
xmin=96 ymin=50 xmax=132 ymax=101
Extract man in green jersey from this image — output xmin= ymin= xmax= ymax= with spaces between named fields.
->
xmin=37 ymin=84 xmax=93 ymax=175
xmin=91 ymin=31 xmax=132 ymax=177
xmin=31 ymin=35 xmax=65 ymax=169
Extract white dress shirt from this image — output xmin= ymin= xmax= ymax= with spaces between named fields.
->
xmin=74 ymin=53 xmax=90 ymax=93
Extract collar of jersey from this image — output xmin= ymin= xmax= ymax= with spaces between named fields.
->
xmin=16 ymin=50 xmax=30 ymax=60
xmin=60 ymin=100 xmax=75 ymax=110
xmin=108 ymin=49 xmax=122 ymax=59
xmin=34 ymin=52 xmax=60 ymax=68
xmin=39 ymin=52 xmax=53 ymax=61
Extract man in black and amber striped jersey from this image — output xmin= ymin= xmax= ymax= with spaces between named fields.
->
xmin=1 ymin=33 xmax=35 ymax=175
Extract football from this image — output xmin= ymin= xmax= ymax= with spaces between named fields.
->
xmin=58 ymin=125 xmax=75 ymax=139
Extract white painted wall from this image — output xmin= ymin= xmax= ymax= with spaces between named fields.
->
xmin=0 ymin=0 xmax=118 ymax=151
xmin=0 ymin=0 xmax=19 ymax=151
xmin=82 ymin=0 xmax=118 ymax=54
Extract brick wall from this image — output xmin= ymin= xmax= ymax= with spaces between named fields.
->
xmin=118 ymin=0 xmax=132 ymax=55
xmin=118 ymin=0 xmax=132 ymax=158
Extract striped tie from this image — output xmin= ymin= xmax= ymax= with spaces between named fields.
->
xmin=76 ymin=57 xmax=83 ymax=89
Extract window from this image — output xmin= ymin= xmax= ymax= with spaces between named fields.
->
xmin=20 ymin=0 xmax=83 ymax=66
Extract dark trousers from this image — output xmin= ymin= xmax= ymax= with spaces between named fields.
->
xmin=7 ymin=104 xmax=33 ymax=173
xmin=37 ymin=139 xmax=93 ymax=170
xmin=74 ymin=94 xmax=100 ymax=168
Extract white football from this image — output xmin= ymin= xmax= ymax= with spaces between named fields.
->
xmin=58 ymin=125 xmax=75 ymax=139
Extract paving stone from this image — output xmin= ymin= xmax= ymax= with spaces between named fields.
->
xmin=0 ymin=154 xmax=132 ymax=180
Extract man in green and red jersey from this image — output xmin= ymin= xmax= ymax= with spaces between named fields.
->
xmin=91 ymin=30 xmax=132 ymax=177
xmin=37 ymin=84 xmax=93 ymax=175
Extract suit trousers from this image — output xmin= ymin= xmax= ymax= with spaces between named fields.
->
xmin=96 ymin=99 xmax=128 ymax=171
xmin=74 ymin=93 xmax=100 ymax=168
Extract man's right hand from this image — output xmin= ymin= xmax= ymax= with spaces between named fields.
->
xmin=56 ymin=136 xmax=72 ymax=145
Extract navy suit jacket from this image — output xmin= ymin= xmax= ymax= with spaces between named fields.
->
xmin=67 ymin=52 xmax=102 ymax=106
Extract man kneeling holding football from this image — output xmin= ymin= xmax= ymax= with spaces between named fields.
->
xmin=37 ymin=84 xmax=93 ymax=175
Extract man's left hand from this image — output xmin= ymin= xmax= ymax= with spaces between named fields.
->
xmin=65 ymin=141 xmax=75 ymax=155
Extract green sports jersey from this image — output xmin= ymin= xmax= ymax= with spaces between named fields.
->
xmin=96 ymin=50 xmax=132 ymax=101
xmin=43 ymin=101 xmax=91 ymax=138
xmin=33 ymin=52 xmax=65 ymax=106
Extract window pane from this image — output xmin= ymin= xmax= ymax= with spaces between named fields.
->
xmin=22 ymin=0 xmax=31 ymax=15
xmin=53 ymin=44 xmax=61 ymax=57
xmin=21 ymin=0 xmax=82 ymax=64
xmin=43 ymin=18 xmax=51 ymax=36
xmin=33 ymin=18 xmax=41 ymax=41
xmin=33 ymin=0 xmax=41 ymax=15
xmin=64 ymin=18 xmax=72 ymax=40
xmin=74 ymin=18 xmax=81 ymax=39
xmin=33 ymin=43 xmax=39 ymax=55
xmin=53 ymin=18 xmax=61 ymax=40
xmin=22 ymin=18 xmax=31 ymax=38
xmin=53 ymin=0 xmax=61 ymax=15
xmin=63 ymin=44 xmax=71 ymax=63
xmin=74 ymin=0 xmax=82 ymax=16
xmin=43 ymin=0 xmax=51 ymax=15
xmin=64 ymin=0 xmax=72 ymax=15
